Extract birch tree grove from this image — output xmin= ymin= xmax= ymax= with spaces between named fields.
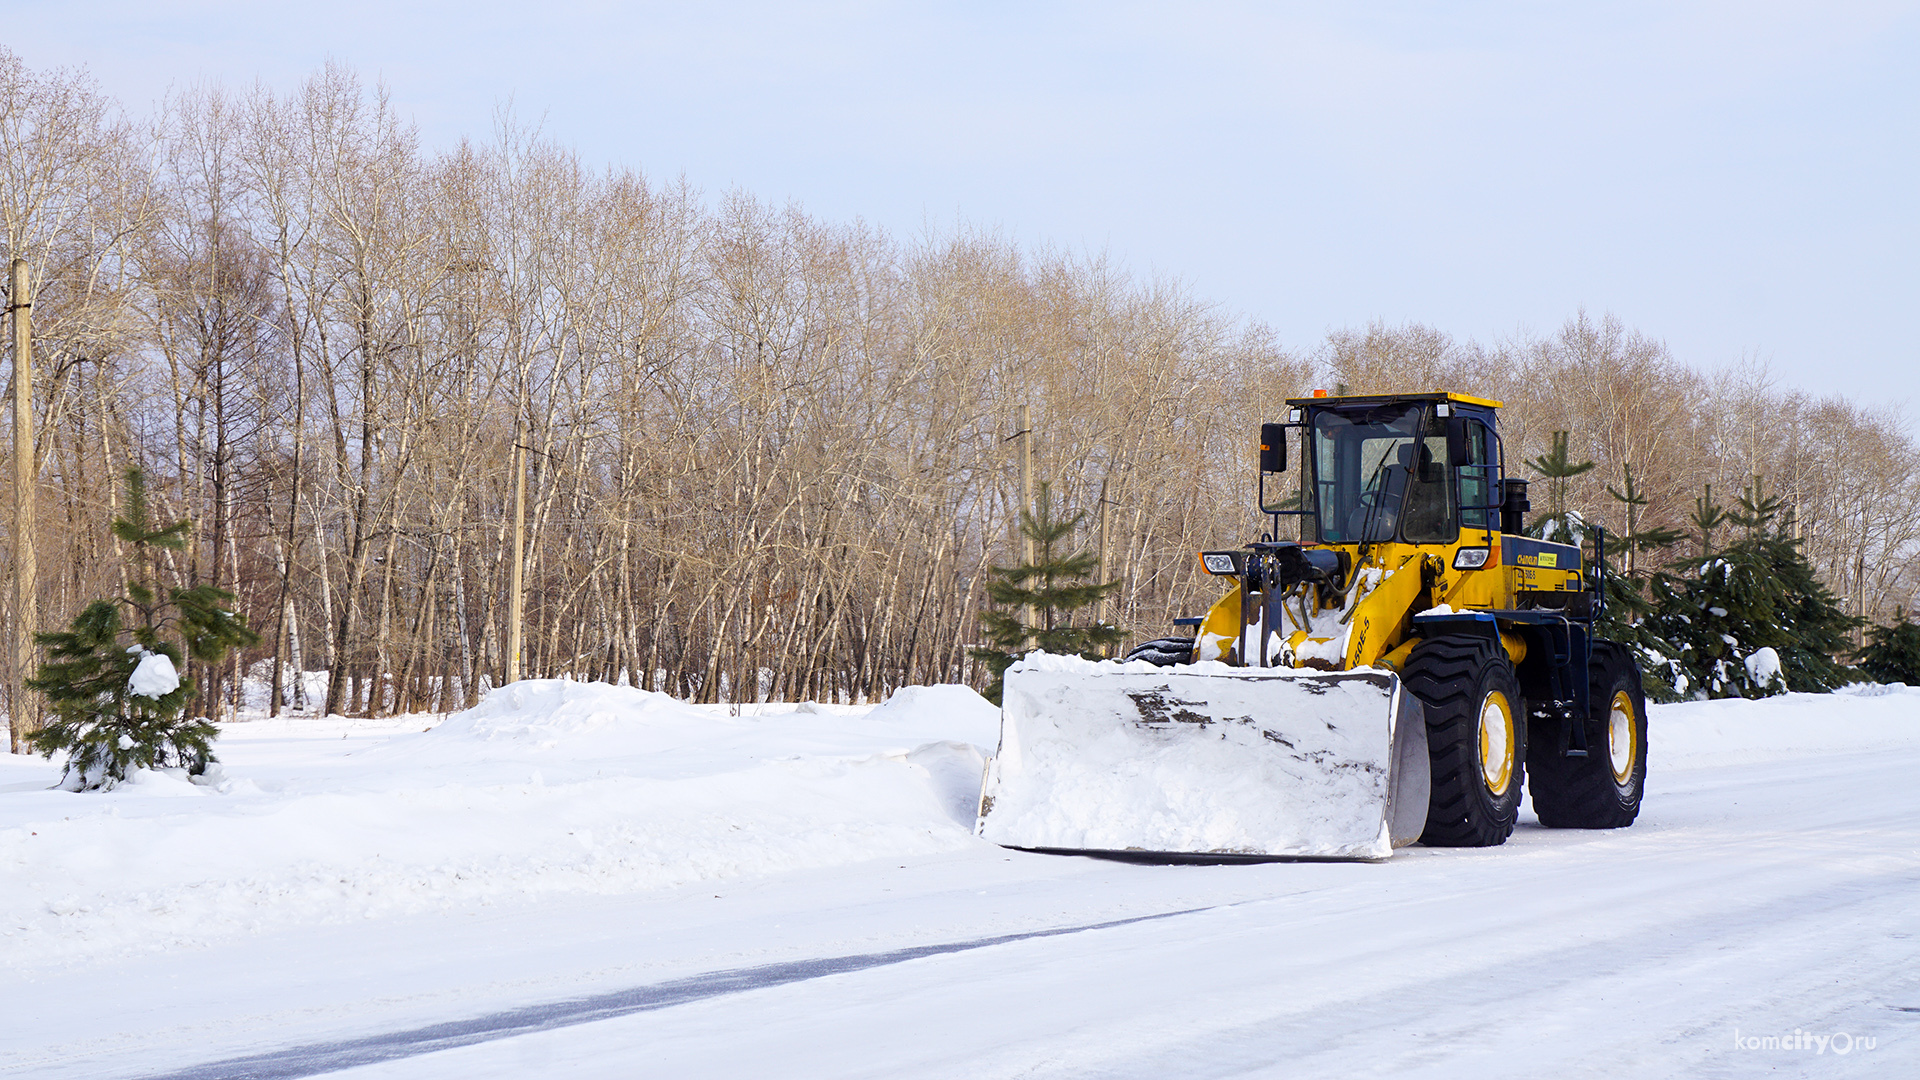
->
xmin=2 ymin=54 xmax=1917 ymax=716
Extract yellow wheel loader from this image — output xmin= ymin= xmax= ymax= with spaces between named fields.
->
xmin=975 ymin=391 xmax=1648 ymax=861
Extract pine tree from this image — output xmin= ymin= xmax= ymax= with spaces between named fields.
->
xmin=1858 ymin=610 xmax=1920 ymax=685
xmin=1592 ymin=463 xmax=1689 ymax=702
xmin=1524 ymin=431 xmax=1597 ymax=543
xmin=970 ymin=482 xmax=1122 ymax=705
xmin=1604 ymin=462 xmax=1683 ymax=578
xmin=1640 ymin=482 xmax=1857 ymax=700
xmin=26 ymin=469 xmax=260 ymax=790
xmin=1689 ymin=484 xmax=1727 ymax=557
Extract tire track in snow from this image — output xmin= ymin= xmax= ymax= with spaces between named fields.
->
xmin=134 ymin=905 xmax=1214 ymax=1080
xmin=973 ymin=753 xmax=1920 ymax=1078
xmin=1033 ymin=865 xmax=1920 ymax=1079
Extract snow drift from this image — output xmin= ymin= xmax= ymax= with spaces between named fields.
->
xmin=0 ymin=680 xmax=997 ymax=971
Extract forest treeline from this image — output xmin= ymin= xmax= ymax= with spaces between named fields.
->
xmin=2 ymin=54 xmax=1916 ymax=717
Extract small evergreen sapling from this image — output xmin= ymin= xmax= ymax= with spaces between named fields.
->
xmin=1858 ymin=611 xmax=1920 ymax=685
xmin=1596 ymin=462 xmax=1688 ymax=701
xmin=1604 ymin=462 xmax=1683 ymax=577
xmin=970 ymin=482 xmax=1122 ymax=705
xmin=26 ymin=469 xmax=259 ymax=790
xmin=1689 ymin=485 xmax=1727 ymax=557
xmin=1524 ymin=430 xmax=1597 ymax=544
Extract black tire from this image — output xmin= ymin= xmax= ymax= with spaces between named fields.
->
xmin=1401 ymin=635 xmax=1526 ymax=847
xmin=1123 ymin=637 xmax=1194 ymax=666
xmin=1528 ymin=641 xmax=1647 ymax=828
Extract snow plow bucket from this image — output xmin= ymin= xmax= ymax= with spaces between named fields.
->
xmin=976 ymin=655 xmax=1430 ymax=861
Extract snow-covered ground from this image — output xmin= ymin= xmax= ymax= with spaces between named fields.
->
xmin=3 ymin=680 xmax=1917 ymax=1078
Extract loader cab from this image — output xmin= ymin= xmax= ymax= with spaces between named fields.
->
xmin=1272 ymin=393 xmax=1502 ymax=547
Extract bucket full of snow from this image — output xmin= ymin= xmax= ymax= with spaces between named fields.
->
xmin=975 ymin=654 xmax=1429 ymax=861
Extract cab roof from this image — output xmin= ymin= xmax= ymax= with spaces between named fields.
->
xmin=1284 ymin=390 xmax=1503 ymax=410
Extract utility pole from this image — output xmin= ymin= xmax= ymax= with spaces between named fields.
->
xmin=9 ymin=259 xmax=35 ymax=754
xmin=1094 ymin=475 xmax=1112 ymax=656
xmin=506 ymin=413 xmax=527 ymax=685
xmin=1856 ymin=552 xmax=1867 ymax=650
xmin=1015 ymin=404 xmax=1036 ymax=648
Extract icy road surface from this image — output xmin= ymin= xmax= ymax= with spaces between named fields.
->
xmin=3 ymin=680 xmax=1918 ymax=1078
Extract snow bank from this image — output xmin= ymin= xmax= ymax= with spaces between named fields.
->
xmin=0 ymin=680 xmax=999 ymax=971
xmin=1653 ymin=683 xmax=1920 ymax=769
xmin=862 ymin=683 xmax=1001 ymax=744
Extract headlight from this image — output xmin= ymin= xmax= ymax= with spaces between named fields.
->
xmin=1453 ymin=547 xmax=1491 ymax=570
xmin=1200 ymin=552 xmax=1241 ymax=576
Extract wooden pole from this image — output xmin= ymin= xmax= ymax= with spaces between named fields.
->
xmin=1095 ymin=476 xmax=1112 ymax=656
xmin=1856 ymin=552 xmax=1867 ymax=649
xmin=1015 ymin=404 xmax=1035 ymax=648
xmin=506 ymin=414 xmax=527 ymax=685
xmin=9 ymin=259 xmax=35 ymax=753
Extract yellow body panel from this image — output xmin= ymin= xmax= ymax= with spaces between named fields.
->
xmin=1507 ymin=562 xmax=1584 ymax=593
xmin=1425 ymin=528 xmax=1504 ymax=611
xmin=1195 ymin=584 xmax=1243 ymax=662
xmin=1342 ymin=547 xmax=1428 ymax=669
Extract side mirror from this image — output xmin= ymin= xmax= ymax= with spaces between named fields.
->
xmin=1259 ymin=422 xmax=1287 ymax=473
xmin=1445 ymin=417 xmax=1470 ymax=467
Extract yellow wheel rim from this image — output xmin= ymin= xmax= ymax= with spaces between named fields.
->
xmin=1608 ymin=690 xmax=1638 ymax=785
xmin=1479 ymin=690 xmax=1515 ymax=795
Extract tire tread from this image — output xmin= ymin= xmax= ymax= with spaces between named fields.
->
xmin=1528 ymin=641 xmax=1646 ymax=829
xmin=1402 ymin=635 xmax=1524 ymax=847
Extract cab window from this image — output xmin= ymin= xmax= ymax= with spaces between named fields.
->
xmin=1308 ymin=404 xmax=1457 ymax=544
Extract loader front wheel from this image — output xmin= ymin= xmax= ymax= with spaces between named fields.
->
xmin=1528 ymin=641 xmax=1647 ymax=828
xmin=1402 ymin=636 xmax=1525 ymax=847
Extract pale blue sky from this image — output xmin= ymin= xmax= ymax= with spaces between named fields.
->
xmin=14 ymin=1 xmax=1920 ymax=422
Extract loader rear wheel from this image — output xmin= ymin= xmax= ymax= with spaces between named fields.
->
xmin=1401 ymin=636 xmax=1525 ymax=847
xmin=1123 ymin=637 xmax=1194 ymax=666
xmin=1528 ymin=641 xmax=1647 ymax=828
